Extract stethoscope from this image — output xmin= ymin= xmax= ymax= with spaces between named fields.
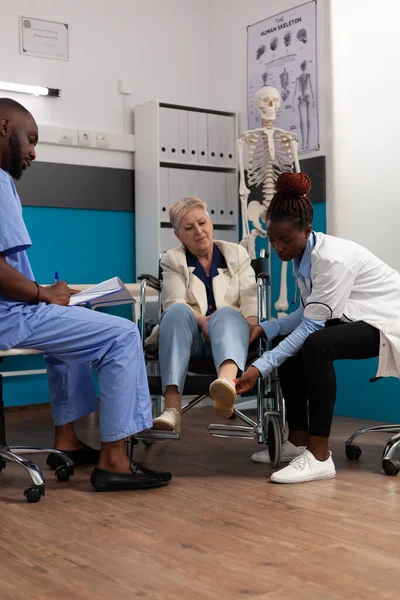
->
xmin=291 ymin=231 xmax=316 ymax=304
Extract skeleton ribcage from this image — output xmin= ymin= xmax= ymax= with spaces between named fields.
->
xmin=247 ymin=132 xmax=295 ymax=188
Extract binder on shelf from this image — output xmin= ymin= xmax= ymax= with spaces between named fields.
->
xmin=226 ymin=172 xmax=238 ymax=225
xmin=161 ymin=227 xmax=178 ymax=253
xmin=200 ymin=171 xmax=218 ymax=220
xmin=207 ymin=113 xmax=218 ymax=166
xmin=222 ymin=115 xmax=236 ymax=166
xmin=197 ymin=112 xmax=208 ymax=164
xmin=188 ymin=111 xmax=199 ymax=163
xmin=185 ymin=168 xmax=199 ymax=199
xmin=160 ymin=107 xmax=178 ymax=161
xmin=215 ymin=115 xmax=227 ymax=166
xmin=217 ymin=229 xmax=238 ymax=243
xmin=214 ymin=171 xmax=227 ymax=225
xmin=168 ymin=168 xmax=182 ymax=209
xmin=159 ymin=167 xmax=169 ymax=221
xmin=177 ymin=110 xmax=188 ymax=162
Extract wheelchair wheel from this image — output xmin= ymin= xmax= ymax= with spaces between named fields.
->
xmin=266 ymin=415 xmax=282 ymax=468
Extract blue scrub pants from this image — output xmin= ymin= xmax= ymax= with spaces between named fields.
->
xmin=158 ymin=304 xmax=249 ymax=395
xmin=15 ymin=304 xmax=152 ymax=442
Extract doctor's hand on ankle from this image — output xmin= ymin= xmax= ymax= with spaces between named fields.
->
xmin=235 ymin=365 xmax=261 ymax=395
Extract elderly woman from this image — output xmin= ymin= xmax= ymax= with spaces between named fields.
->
xmin=151 ymin=197 xmax=257 ymax=434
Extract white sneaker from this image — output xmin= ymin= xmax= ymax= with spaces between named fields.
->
xmin=251 ymin=441 xmax=305 ymax=464
xmin=152 ymin=408 xmax=181 ymax=434
xmin=270 ymin=449 xmax=336 ymax=484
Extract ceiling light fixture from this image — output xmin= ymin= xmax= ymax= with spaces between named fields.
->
xmin=0 ymin=81 xmax=60 ymax=97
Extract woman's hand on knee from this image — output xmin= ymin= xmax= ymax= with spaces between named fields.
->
xmin=235 ymin=365 xmax=261 ymax=394
xmin=199 ymin=315 xmax=211 ymax=342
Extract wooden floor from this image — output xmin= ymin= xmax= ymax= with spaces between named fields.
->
xmin=1 ymin=406 xmax=400 ymax=600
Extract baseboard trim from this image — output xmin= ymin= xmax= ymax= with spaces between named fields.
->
xmin=4 ymin=402 xmax=51 ymax=414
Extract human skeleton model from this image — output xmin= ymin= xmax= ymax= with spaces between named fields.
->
xmin=238 ymin=86 xmax=300 ymax=316
xmin=292 ymin=60 xmax=315 ymax=150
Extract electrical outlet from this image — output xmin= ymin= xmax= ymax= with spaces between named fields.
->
xmin=58 ymin=128 xmax=75 ymax=144
xmin=78 ymin=130 xmax=92 ymax=146
xmin=96 ymin=133 xmax=110 ymax=148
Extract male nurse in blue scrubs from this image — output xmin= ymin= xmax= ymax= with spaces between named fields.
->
xmin=0 ymin=98 xmax=171 ymax=491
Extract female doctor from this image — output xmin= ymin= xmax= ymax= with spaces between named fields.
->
xmin=235 ymin=172 xmax=400 ymax=484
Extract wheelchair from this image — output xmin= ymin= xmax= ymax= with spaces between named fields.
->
xmin=133 ymin=249 xmax=286 ymax=467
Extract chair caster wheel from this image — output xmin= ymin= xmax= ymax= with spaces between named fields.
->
xmin=0 ymin=459 xmax=6 ymax=473
xmin=345 ymin=444 xmax=362 ymax=460
xmin=24 ymin=485 xmax=44 ymax=503
xmin=382 ymin=458 xmax=400 ymax=476
xmin=55 ymin=465 xmax=73 ymax=482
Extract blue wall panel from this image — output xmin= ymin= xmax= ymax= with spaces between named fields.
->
xmin=1 ymin=207 xmax=135 ymax=407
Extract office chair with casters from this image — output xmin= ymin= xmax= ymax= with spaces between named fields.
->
xmin=0 ymin=349 xmax=75 ymax=503
xmin=134 ymin=248 xmax=286 ymax=468
xmin=345 ymin=376 xmax=400 ymax=476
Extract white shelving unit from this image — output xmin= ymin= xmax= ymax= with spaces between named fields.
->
xmin=134 ymin=100 xmax=239 ymax=277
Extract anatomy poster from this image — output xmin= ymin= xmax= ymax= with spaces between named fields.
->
xmin=247 ymin=1 xmax=318 ymax=152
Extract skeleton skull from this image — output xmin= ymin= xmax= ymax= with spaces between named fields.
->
xmin=284 ymin=31 xmax=292 ymax=47
xmin=254 ymin=86 xmax=281 ymax=122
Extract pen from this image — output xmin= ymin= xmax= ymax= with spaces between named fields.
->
xmin=54 ymin=271 xmax=59 ymax=283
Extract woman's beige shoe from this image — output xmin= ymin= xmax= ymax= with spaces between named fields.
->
xmin=152 ymin=408 xmax=181 ymax=434
xmin=209 ymin=378 xmax=237 ymax=418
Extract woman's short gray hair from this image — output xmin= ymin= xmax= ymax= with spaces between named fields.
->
xmin=169 ymin=197 xmax=210 ymax=231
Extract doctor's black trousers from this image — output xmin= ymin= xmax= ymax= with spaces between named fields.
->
xmin=275 ymin=320 xmax=380 ymax=437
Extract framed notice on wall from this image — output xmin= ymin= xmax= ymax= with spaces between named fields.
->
xmin=247 ymin=0 xmax=318 ymax=153
xmin=19 ymin=16 xmax=69 ymax=60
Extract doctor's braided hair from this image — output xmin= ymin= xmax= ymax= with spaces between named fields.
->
xmin=266 ymin=172 xmax=313 ymax=229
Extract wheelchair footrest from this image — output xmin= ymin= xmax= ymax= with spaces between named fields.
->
xmin=134 ymin=430 xmax=180 ymax=442
xmin=207 ymin=424 xmax=257 ymax=439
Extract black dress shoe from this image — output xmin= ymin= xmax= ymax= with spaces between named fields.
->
xmin=90 ymin=460 xmax=171 ymax=492
xmin=47 ymin=443 xmax=100 ymax=470
xmin=134 ymin=463 xmax=172 ymax=483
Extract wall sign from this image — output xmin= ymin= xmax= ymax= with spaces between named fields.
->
xmin=20 ymin=16 xmax=69 ymax=61
xmin=247 ymin=1 xmax=318 ymax=152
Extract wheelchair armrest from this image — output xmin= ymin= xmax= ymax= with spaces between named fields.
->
xmin=137 ymin=273 xmax=162 ymax=292
xmin=257 ymin=272 xmax=271 ymax=285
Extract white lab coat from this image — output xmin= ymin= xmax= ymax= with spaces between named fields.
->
xmin=298 ymin=233 xmax=400 ymax=378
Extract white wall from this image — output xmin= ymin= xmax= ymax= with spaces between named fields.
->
xmin=1 ymin=0 xmax=212 ymax=167
xmin=330 ymin=0 xmax=400 ymax=269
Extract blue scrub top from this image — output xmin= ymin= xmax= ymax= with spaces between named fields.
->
xmin=0 ymin=168 xmax=47 ymax=349
xmin=186 ymin=244 xmax=227 ymax=316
